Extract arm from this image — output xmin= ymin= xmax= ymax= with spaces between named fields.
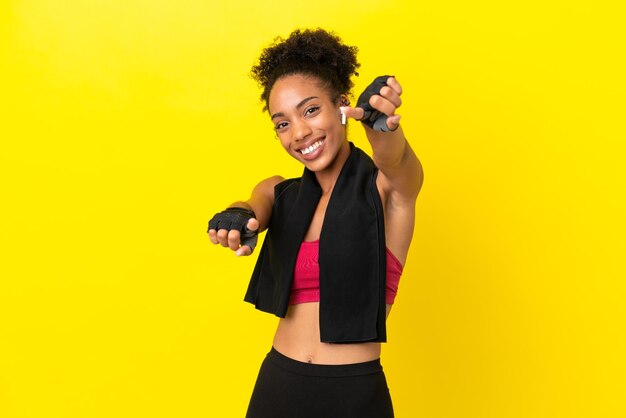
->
xmin=343 ymin=76 xmax=424 ymax=202
xmin=365 ymin=123 xmax=423 ymax=204
xmin=208 ymin=175 xmax=284 ymax=256
xmin=227 ymin=175 xmax=284 ymax=233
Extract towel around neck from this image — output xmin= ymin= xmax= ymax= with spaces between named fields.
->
xmin=244 ymin=142 xmax=387 ymax=343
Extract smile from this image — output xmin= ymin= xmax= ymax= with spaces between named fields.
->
xmin=299 ymin=139 xmax=324 ymax=155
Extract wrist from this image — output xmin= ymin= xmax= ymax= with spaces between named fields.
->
xmin=225 ymin=205 xmax=256 ymax=219
xmin=229 ymin=201 xmax=253 ymax=212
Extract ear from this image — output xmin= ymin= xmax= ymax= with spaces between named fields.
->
xmin=339 ymin=94 xmax=351 ymax=107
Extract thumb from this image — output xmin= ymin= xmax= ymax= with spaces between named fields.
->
xmin=239 ymin=218 xmax=259 ymax=257
xmin=386 ymin=114 xmax=402 ymax=131
xmin=340 ymin=106 xmax=365 ymax=122
xmin=246 ymin=217 xmax=259 ymax=232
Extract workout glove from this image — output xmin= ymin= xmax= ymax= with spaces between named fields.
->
xmin=207 ymin=207 xmax=258 ymax=252
xmin=356 ymin=75 xmax=397 ymax=132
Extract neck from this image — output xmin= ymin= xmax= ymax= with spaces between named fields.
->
xmin=314 ymin=141 xmax=351 ymax=194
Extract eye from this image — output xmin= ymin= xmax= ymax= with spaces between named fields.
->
xmin=305 ymin=105 xmax=320 ymax=116
xmin=275 ymin=121 xmax=288 ymax=131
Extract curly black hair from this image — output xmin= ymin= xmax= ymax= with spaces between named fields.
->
xmin=250 ymin=28 xmax=360 ymax=112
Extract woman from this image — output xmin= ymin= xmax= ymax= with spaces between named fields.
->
xmin=208 ymin=28 xmax=423 ymax=418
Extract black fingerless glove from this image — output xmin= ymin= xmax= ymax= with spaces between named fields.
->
xmin=207 ymin=207 xmax=259 ymax=251
xmin=356 ymin=75 xmax=396 ymax=132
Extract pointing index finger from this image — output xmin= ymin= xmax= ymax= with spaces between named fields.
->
xmin=341 ymin=106 xmax=365 ymax=121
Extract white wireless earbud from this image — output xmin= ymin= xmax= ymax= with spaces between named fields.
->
xmin=340 ymin=107 xmax=347 ymax=125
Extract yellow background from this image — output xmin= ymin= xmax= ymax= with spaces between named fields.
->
xmin=1 ymin=1 xmax=624 ymax=417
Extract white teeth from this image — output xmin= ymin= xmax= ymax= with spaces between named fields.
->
xmin=301 ymin=140 xmax=323 ymax=155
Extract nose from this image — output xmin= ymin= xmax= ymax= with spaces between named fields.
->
xmin=291 ymin=118 xmax=313 ymax=142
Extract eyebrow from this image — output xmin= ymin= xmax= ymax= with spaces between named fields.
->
xmin=271 ymin=96 xmax=319 ymax=120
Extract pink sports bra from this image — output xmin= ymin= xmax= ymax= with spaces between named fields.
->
xmin=289 ymin=240 xmax=404 ymax=305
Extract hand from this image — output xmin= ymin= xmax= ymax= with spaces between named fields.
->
xmin=341 ymin=75 xmax=403 ymax=132
xmin=207 ymin=208 xmax=260 ymax=256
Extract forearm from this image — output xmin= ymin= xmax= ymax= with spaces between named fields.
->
xmin=365 ymin=124 xmax=424 ymax=199
xmin=227 ymin=175 xmax=283 ymax=233
xmin=366 ymin=124 xmax=408 ymax=171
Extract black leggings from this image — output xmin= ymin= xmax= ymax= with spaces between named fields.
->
xmin=246 ymin=347 xmax=394 ymax=418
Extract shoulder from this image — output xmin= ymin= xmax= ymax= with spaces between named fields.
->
xmin=264 ymin=175 xmax=286 ymax=187
xmin=252 ymin=175 xmax=285 ymax=201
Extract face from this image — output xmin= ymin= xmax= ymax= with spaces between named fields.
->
xmin=268 ymin=74 xmax=349 ymax=173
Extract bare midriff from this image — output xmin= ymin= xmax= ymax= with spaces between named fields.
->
xmin=272 ymin=302 xmax=393 ymax=365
